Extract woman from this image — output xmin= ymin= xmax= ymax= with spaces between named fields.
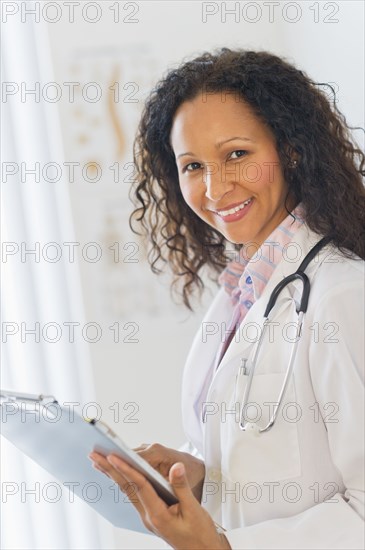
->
xmin=90 ymin=48 xmax=365 ymax=549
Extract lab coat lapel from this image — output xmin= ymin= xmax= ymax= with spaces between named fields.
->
xmin=181 ymin=286 xmax=234 ymax=452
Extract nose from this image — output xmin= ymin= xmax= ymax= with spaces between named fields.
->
xmin=204 ymin=162 xmax=235 ymax=201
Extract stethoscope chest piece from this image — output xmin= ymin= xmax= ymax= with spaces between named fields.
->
xmin=244 ymin=422 xmax=261 ymax=436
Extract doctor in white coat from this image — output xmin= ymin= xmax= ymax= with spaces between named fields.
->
xmin=181 ymin=219 xmax=364 ymax=549
xmin=90 ymin=48 xmax=365 ymax=549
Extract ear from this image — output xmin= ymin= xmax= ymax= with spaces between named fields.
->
xmin=283 ymin=143 xmax=300 ymax=167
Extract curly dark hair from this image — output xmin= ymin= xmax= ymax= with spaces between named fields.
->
xmin=129 ymin=47 xmax=365 ymax=310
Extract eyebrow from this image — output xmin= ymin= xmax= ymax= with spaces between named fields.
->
xmin=176 ymin=136 xmax=255 ymax=160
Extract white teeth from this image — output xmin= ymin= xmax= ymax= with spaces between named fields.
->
xmin=218 ymin=198 xmax=252 ymax=217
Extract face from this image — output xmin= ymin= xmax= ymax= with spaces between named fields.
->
xmin=170 ymin=91 xmax=296 ymax=248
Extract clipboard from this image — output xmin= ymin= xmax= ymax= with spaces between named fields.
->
xmin=0 ymin=390 xmax=178 ymax=534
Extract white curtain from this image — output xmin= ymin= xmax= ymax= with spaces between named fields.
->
xmin=1 ymin=11 xmax=115 ymax=550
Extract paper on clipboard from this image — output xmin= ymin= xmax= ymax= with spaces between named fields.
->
xmin=0 ymin=391 xmax=151 ymax=534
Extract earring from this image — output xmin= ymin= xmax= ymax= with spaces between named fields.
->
xmin=289 ymin=159 xmax=298 ymax=168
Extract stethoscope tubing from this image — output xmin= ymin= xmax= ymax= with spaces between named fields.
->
xmin=238 ymin=236 xmax=331 ymax=433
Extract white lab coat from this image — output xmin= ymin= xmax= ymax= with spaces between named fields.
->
xmin=180 ymin=223 xmax=365 ymax=549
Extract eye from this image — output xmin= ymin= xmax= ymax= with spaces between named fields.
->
xmin=229 ymin=150 xmax=248 ymax=159
xmin=182 ymin=162 xmax=202 ymax=173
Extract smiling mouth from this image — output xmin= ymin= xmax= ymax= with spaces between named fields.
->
xmin=212 ymin=197 xmax=253 ymax=217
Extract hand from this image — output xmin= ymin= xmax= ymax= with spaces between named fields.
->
xmin=133 ymin=443 xmax=206 ymax=502
xmin=89 ymin=452 xmax=231 ymax=550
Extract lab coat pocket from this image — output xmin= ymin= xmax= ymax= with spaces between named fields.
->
xmin=221 ymin=372 xmax=302 ymax=484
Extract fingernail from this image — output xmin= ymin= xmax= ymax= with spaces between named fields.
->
xmin=174 ymin=463 xmax=185 ymax=477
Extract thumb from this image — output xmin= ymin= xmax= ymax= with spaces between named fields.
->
xmin=169 ymin=462 xmax=196 ymax=507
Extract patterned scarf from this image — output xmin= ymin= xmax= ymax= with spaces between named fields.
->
xmin=216 ymin=203 xmax=306 ymax=361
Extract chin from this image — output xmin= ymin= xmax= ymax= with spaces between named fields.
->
xmin=223 ymin=234 xmax=246 ymax=245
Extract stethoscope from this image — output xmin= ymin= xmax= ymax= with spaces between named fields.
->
xmin=237 ymin=236 xmax=332 ymax=435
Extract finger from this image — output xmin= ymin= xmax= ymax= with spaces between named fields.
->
xmin=133 ymin=447 xmax=145 ymax=453
xmin=91 ymin=453 xmax=165 ymax=536
xmin=90 ymin=453 xmax=150 ymax=529
xmin=90 ymin=453 xmax=147 ymax=516
xmin=169 ymin=462 xmax=199 ymax=512
xmin=89 ymin=452 xmax=133 ymax=488
xmin=133 ymin=443 xmax=150 ymax=452
xmin=89 ymin=453 xmax=128 ymax=484
xmin=107 ymin=454 xmax=169 ymax=517
xmin=133 ymin=445 xmax=168 ymax=475
xmin=92 ymin=462 xmax=111 ymax=478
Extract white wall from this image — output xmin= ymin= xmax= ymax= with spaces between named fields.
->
xmin=4 ymin=1 xmax=363 ymax=548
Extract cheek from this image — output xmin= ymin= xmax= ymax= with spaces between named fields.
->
xmin=179 ymin=183 xmax=200 ymax=211
xmin=246 ymin=157 xmax=284 ymax=191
